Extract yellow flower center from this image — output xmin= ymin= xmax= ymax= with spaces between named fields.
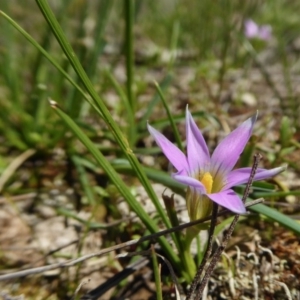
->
xmin=201 ymin=172 xmax=213 ymax=194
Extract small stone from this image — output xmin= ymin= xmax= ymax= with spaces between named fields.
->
xmin=241 ymin=93 xmax=257 ymax=106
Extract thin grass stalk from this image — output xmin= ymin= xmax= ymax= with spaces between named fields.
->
xmin=57 ymin=207 xmax=109 ymax=230
xmin=167 ymin=20 xmax=180 ymax=71
xmin=65 ymin=1 xmax=89 ymax=118
xmin=139 ymin=74 xmax=173 ymax=128
xmin=33 ymin=85 xmax=48 ymax=130
xmin=105 ymin=69 xmax=135 ymax=146
xmin=31 ymin=0 xmax=73 ymax=88
xmin=112 ymin=160 xmax=186 ymax=195
xmin=1 ymin=11 xmax=20 ymax=106
xmin=72 ymin=155 xmax=96 ymax=205
xmin=86 ymin=1 xmax=113 ymax=80
xmin=124 ymin=0 xmax=135 ymax=113
xmin=155 ymin=81 xmax=183 ymax=151
xmin=254 ymin=191 xmax=300 ymax=198
xmin=151 ymin=245 xmax=163 ymax=300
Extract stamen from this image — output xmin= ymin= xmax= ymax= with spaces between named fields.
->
xmin=201 ymin=172 xmax=213 ymax=194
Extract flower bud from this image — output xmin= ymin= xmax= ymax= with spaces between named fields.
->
xmin=186 ymin=187 xmax=213 ymax=221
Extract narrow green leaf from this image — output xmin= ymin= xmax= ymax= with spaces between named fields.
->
xmin=124 ymin=0 xmax=135 ymax=113
xmin=139 ymin=74 xmax=173 ymax=128
xmin=86 ymin=1 xmax=113 ymax=80
xmin=111 ymin=158 xmax=185 ymax=196
xmin=151 ymin=245 xmax=163 ymax=300
xmin=168 ymin=20 xmax=180 ymax=70
xmin=72 ymin=155 xmax=96 ymax=205
xmin=249 ymin=203 xmax=300 ymax=234
xmin=254 ymin=191 xmax=300 ymax=198
xmin=154 ymin=81 xmax=183 ymax=151
xmin=57 ymin=208 xmax=108 ymax=230
xmin=105 ymin=69 xmax=135 ymax=146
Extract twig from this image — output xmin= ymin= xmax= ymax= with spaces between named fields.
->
xmin=194 ymin=153 xmax=262 ymax=299
xmin=0 ymin=198 xmax=263 ymax=281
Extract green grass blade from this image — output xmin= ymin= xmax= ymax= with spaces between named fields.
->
xmin=139 ymin=74 xmax=173 ymax=129
xmin=72 ymin=155 xmax=96 ymax=205
xmin=168 ymin=20 xmax=180 ymax=70
xmin=154 ymin=81 xmax=183 ymax=151
xmin=105 ymin=69 xmax=135 ymax=146
xmin=57 ymin=208 xmax=108 ymax=230
xmin=111 ymin=159 xmax=185 ymax=196
xmin=124 ymin=0 xmax=135 ymax=112
xmin=249 ymin=203 xmax=300 ymax=234
xmin=254 ymin=191 xmax=300 ymax=198
xmin=86 ymin=1 xmax=114 ymax=80
xmin=151 ymin=245 xmax=163 ymax=300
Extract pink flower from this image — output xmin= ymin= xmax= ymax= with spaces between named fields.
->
xmin=244 ymin=19 xmax=272 ymax=41
xmin=148 ymin=108 xmax=284 ymax=220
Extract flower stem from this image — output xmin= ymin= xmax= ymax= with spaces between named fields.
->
xmin=180 ymin=225 xmax=206 ymax=282
xmin=181 ymin=244 xmax=196 ymax=282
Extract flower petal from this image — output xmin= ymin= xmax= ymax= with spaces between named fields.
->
xmin=172 ymin=173 xmax=206 ymax=194
xmin=223 ymin=166 xmax=286 ymax=190
xmin=211 ymin=113 xmax=257 ymax=176
xmin=186 ymin=108 xmax=210 ymax=171
xmin=258 ymin=25 xmax=272 ymax=40
xmin=207 ymin=189 xmax=246 ymax=214
xmin=148 ymin=123 xmax=188 ymax=173
xmin=244 ymin=19 xmax=259 ymax=38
